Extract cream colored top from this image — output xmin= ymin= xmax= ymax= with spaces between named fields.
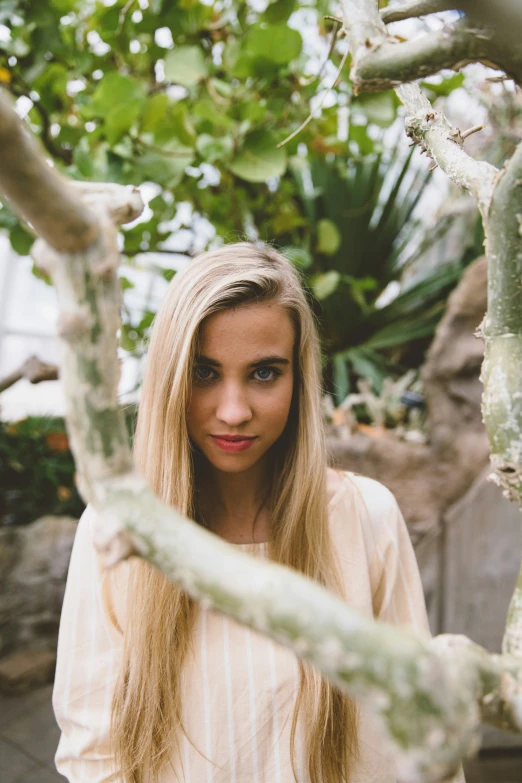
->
xmin=52 ymin=471 xmax=464 ymax=783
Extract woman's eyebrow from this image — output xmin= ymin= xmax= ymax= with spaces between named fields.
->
xmin=195 ymin=354 xmax=290 ymax=368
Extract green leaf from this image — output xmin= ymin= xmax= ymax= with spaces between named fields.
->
xmin=193 ymin=99 xmax=234 ymax=130
xmin=167 ymin=102 xmax=198 ymax=146
xmin=238 ymin=101 xmax=266 ymax=124
xmin=31 ymin=261 xmax=52 ymax=286
xmin=223 ymin=38 xmax=242 ymax=72
xmin=51 ymin=0 xmax=80 ymax=12
xmin=282 ymin=246 xmax=312 ymax=269
xmin=10 ymin=224 xmax=34 ymax=256
xmin=0 ymin=204 xmax=18 ymax=230
xmin=332 ymin=353 xmax=350 ymax=402
xmin=345 ymin=347 xmax=388 ymax=394
xmin=90 ymin=73 xmax=145 ymax=117
xmin=141 ymin=94 xmax=170 ymax=133
xmin=349 ymin=124 xmax=374 ymax=156
xmin=119 ymin=276 xmax=135 ymax=291
xmin=196 ymin=133 xmax=233 ymax=162
xmin=355 ymin=92 xmax=397 ymax=128
xmin=421 ymin=72 xmax=465 ymax=97
xmin=245 ymin=24 xmax=302 ymax=65
xmin=311 ymin=270 xmax=341 ymax=300
xmin=135 ymin=144 xmax=194 ymax=187
xmin=105 ymin=100 xmax=142 ymax=145
xmin=120 ymin=325 xmax=138 ymax=352
xmin=317 ymin=219 xmax=341 ymax=255
xmin=262 ymin=0 xmax=297 ymax=23
xmin=164 ymin=46 xmax=208 ymax=87
xmin=209 ymin=77 xmax=233 ymax=99
xmin=227 ymin=131 xmax=287 ymax=183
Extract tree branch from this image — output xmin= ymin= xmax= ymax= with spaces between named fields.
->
xmin=343 ymin=0 xmax=522 ymax=686
xmin=456 ymin=0 xmax=522 ymax=61
xmin=399 ymin=83 xmax=498 ymax=217
xmin=355 ymin=19 xmax=501 ymax=92
xmin=0 ymin=89 xmax=98 ymax=253
xmin=358 ymin=5 xmax=522 ymax=90
xmin=9 ymin=80 xmax=74 ymax=165
xmin=340 ymin=1 xmax=499 ymax=217
xmin=380 ymin=1 xmax=457 ymax=24
xmin=0 ymin=354 xmax=58 ymax=394
xmin=479 ymin=144 xmax=522 ymax=648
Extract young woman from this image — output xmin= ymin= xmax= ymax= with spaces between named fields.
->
xmin=52 ymin=240 xmax=439 ymax=783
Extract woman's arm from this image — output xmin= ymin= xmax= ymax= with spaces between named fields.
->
xmin=52 ymin=504 xmax=125 ymax=782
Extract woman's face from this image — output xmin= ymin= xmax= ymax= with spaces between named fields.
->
xmin=186 ymin=302 xmax=295 ymax=473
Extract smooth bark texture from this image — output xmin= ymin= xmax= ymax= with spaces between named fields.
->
xmin=0 ymin=91 xmax=99 ymax=253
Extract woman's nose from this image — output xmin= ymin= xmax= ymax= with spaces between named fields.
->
xmin=215 ymin=384 xmax=252 ymax=425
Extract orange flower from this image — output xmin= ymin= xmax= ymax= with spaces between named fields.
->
xmin=45 ymin=432 xmax=69 ymax=452
xmin=57 ymin=486 xmax=72 ymax=501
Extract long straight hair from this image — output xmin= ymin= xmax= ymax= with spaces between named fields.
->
xmin=109 ymin=240 xmax=359 ymax=782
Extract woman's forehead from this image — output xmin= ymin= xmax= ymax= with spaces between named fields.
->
xmin=198 ymin=303 xmax=294 ymax=352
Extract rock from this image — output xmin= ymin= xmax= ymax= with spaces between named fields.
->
xmin=0 ymin=649 xmax=56 ymax=695
xmin=0 ymin=515 xmax=78 ymax=660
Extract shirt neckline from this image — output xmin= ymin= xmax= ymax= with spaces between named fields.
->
xmin=233 ymin=473 xmax=349 ymax=548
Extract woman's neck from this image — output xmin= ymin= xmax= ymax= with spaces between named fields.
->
xmin=196 ymin=458 xmax=272 ymax=542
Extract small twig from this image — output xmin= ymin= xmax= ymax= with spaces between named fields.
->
xmin=116 ymin=0 xmax=135 ymax=35
xmin=299 ymin=18 xmax=345 ymax=87
xmin=485 ymin=74 xmax=511 ymax=82
xmin=428 ymin=161 xmax=438 ymax=171
xmin=278 ymin=45 xmax=350 ymax=148
xmin=324 ymin=15 xmax=344 ymax=25
xmin=461 ymin=124 xmax=485 ymax=140
xmin=0 ymin=354 xmax=59 ymax=393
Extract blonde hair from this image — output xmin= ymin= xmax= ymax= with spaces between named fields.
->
xmin=110 ymin=240 xmax=359 ymax=782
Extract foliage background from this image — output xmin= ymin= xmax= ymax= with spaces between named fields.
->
xmin=0 ymin=0 xmax=485 ymax=406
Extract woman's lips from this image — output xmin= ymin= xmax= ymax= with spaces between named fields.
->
xmin=210 ymin=436 xmax=257 ymax=452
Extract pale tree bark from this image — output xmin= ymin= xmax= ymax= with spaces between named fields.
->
xmin=1 ymin=5 xmax=522 ymax=775
xmin=348 ymin=0 xmax=522 ymax=88
xmin=0 ymin=355 xmax=58 ymax=394
xmin=340 ymin=0 xmax=522 ymax=671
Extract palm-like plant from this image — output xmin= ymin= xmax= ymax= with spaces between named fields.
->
xmin=287 ymin=135 xmax=478 ymax=405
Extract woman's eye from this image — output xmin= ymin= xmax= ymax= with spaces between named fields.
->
xmin=194 ymin=366 xmax=214 ymax=382
xmin=193 ymin=366 xmax=281 ymax=384
xmin=254 ymin=367 xmax=281 ymax=382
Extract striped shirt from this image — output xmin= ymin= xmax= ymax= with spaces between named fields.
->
xmin=52 ymin=471 xmax=463 ymax=782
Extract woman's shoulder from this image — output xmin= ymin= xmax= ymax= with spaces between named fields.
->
xmin=327 ymin=468 xmax=403 ymax=546
xmin=327 ymin=468 xmax=397 ymax=512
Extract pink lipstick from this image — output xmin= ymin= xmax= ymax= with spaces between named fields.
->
xmin=210 ymin=436 xmax=257 ymax=452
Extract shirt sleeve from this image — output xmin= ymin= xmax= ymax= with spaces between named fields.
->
xmin=52 ymin=504 xmax=126 ymax=782
xmin=368 ymin=481 xmax=431 ymax=637
xmin=358 ymin=476 xmax=466 ymax=783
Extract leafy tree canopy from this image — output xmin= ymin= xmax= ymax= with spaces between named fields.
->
xmin=0 ymin=0 xmax=471 ymax=402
